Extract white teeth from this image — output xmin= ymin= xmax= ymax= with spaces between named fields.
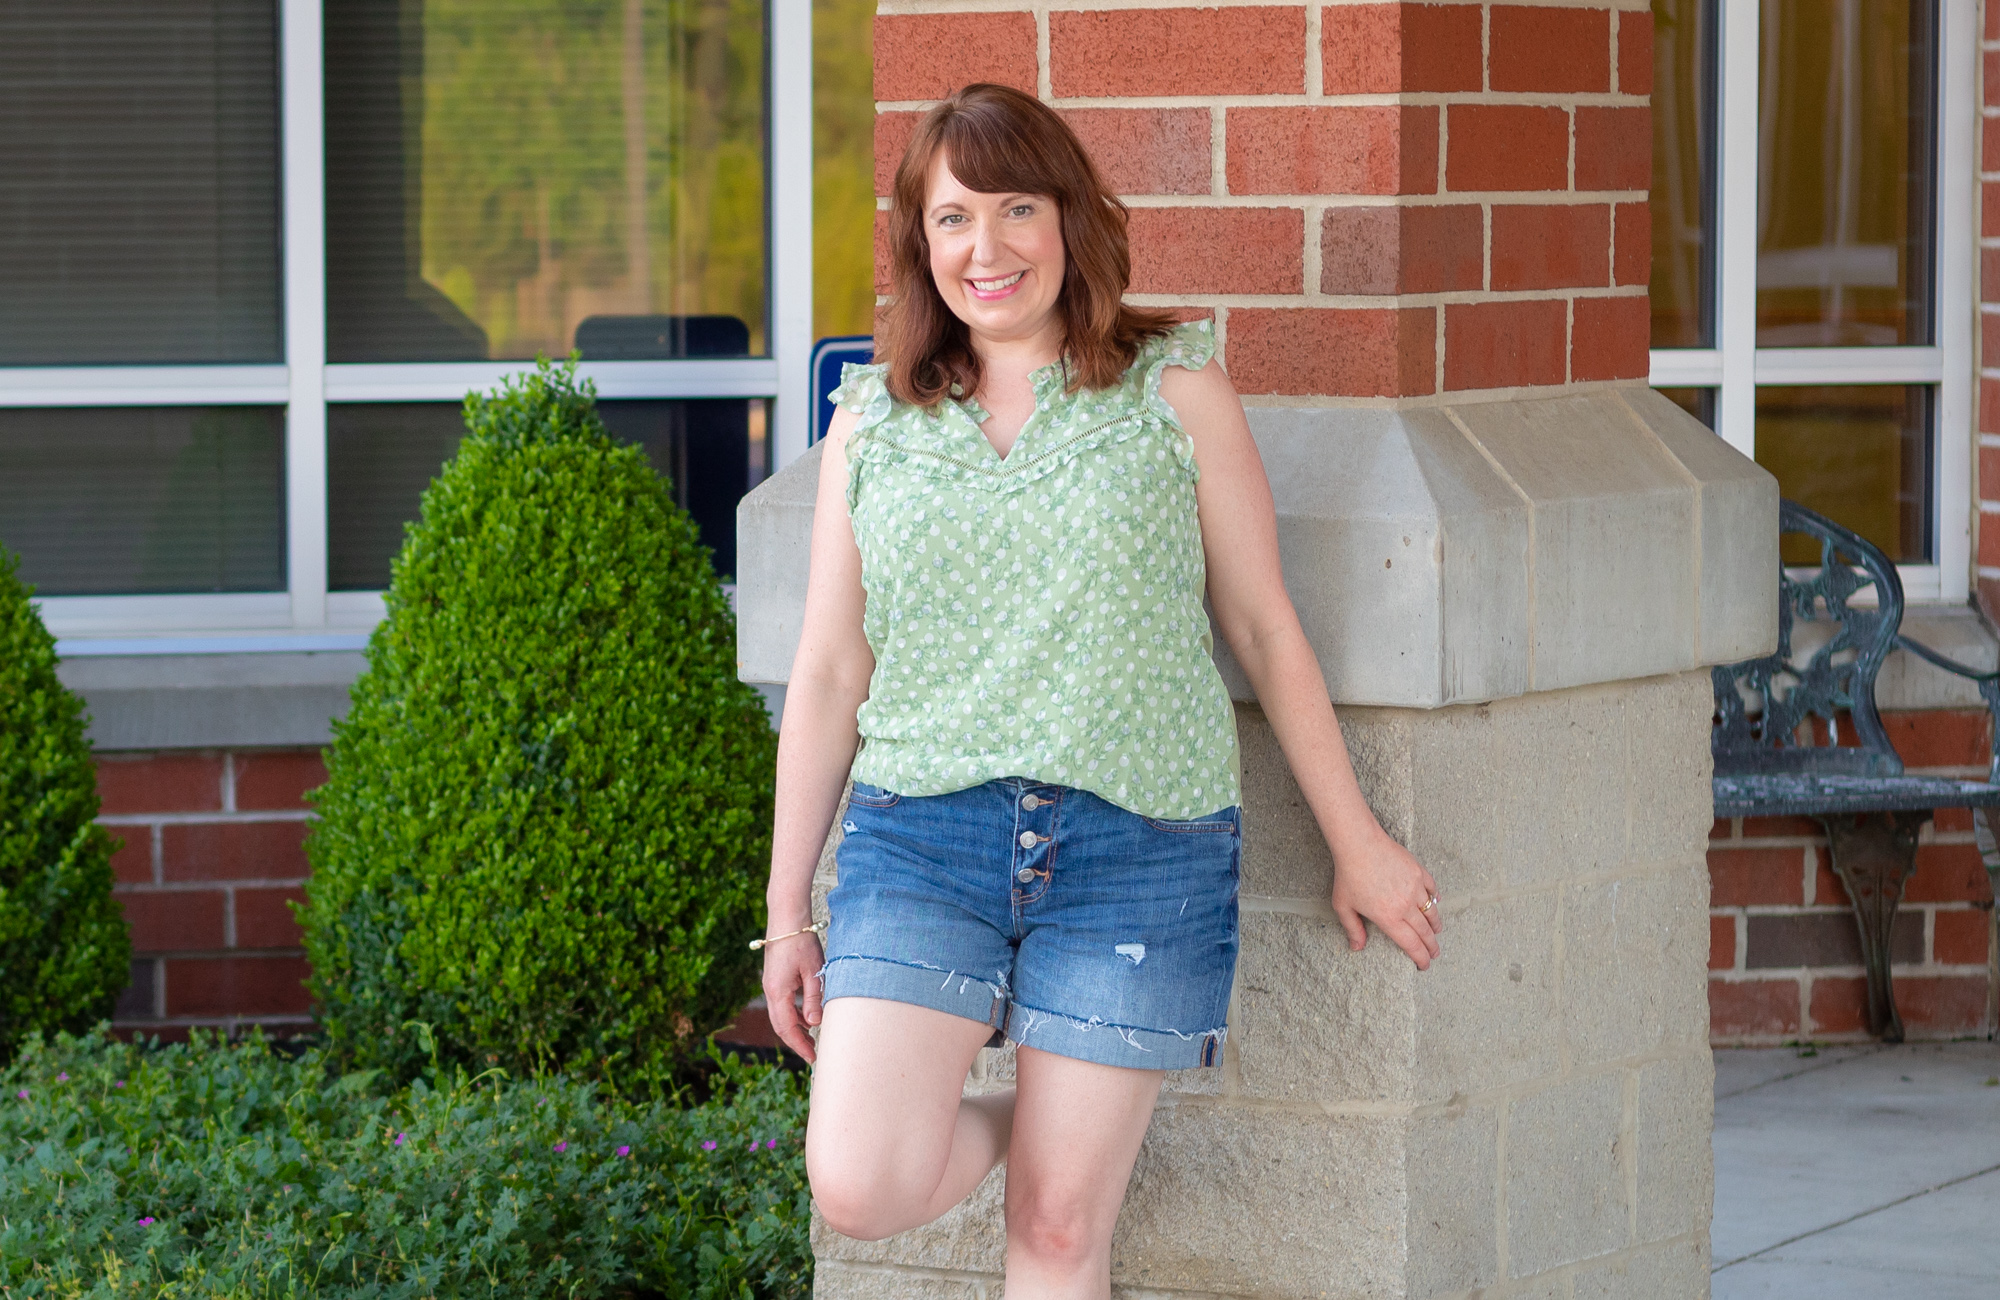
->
xmin=971 ymin=271 xmax=1024 ymax=292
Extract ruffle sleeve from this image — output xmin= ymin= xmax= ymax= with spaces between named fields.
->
xmin=829 ymin=362 xmax=892 ymax=429
xmin=1138 ymin=318 xmax=1218 ymax=476
xmin=830 ymin=362 xmax=899 ymax=514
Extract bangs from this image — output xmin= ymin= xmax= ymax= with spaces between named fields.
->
xmin=932 ymin=109 xmax=1077 ymax=201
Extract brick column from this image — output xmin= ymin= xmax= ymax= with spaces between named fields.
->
xmin=872 ymin=1 xmax=1652 ymax=400
xmin=781 ymin=5 xmax=1759 ymax=1297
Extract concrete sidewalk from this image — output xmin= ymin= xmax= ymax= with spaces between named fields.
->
xmin=1711 ymin=1041 xmax=2000 ymax=1298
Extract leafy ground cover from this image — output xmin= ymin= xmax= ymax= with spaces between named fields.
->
xmin=0 ymin=1030 xmax=810 ymax=1300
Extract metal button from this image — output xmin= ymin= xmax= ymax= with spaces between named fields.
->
xmin=1015 ymin=867 xmax=1036 ymax=883
xmin=1021 ymin=794 xmax=1042 ymax=810
xmin=1018 ymin=830 xmax=1038 ymax=848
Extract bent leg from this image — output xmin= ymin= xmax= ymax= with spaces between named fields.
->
xmin=806 ymin=996 xmax=1014 ymax=1240
xmin=1003 ymin=1045 xmax=1165 ymax=1299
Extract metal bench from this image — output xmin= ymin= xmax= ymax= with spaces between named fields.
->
xmin=1711 ymin=500 xmax=2000 ymax=1042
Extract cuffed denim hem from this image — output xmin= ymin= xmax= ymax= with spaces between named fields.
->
xmin=1004 ymin=1002 xmax=1226 ymax=1071
xmin=822 ymin=953 xmax=1009 ymax=1033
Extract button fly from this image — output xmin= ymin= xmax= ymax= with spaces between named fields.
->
xmin=1015 ymin=867 xmax=1036 ymax=883
xmin=1021 ymin=794 xmax=1042 ymax=810
xmin=1018 ymin=830 xmax=1038 ymax=848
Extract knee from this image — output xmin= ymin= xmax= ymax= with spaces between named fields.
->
xmin=807 ymin=1151 xmax=915 ymax=1242
xmin=1006 ymin=1194 xmax=1101 ymax=1272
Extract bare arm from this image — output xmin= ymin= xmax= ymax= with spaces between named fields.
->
xmin=1158 ymin=362 xmax=1443 ymax=969
xmin=762 ymin=406 xmax=877 ymax=1059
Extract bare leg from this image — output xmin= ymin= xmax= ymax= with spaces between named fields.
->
xmin=1003 ymin=1045 xmax=1165 ymax=1299
xmin=806 ymin=996 xmax=1015 ymax=1240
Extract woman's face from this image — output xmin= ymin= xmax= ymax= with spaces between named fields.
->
xmin=923 ymin=153 xmax=1066 ymax=345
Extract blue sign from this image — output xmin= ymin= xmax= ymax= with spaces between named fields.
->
xmin=811 ymin=335 xmax=876 ymax=445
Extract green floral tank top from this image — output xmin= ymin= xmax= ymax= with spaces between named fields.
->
xmin=832 ymin=318 xmax=1240 ymax=820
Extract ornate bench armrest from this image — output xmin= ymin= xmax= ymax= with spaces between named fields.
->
xmin=1892 ymin=633 xmax=2000 ymax=785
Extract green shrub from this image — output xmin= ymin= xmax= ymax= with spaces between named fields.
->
xmin=0 ymin=1029 xmax=812 ymax=1298
xmin=0 ymin=549 xmax=129 ymax=1064
xmin=302 ymin=359 xmax=777 ymax=1095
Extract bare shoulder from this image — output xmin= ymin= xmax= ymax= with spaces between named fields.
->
xmin=1155 ymin=357 xmax=1250 ymax=444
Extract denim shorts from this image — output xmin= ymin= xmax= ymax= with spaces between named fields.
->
xmin=821 ymin=777 xmax=1241 ymax=1071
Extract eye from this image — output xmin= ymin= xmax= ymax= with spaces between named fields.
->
xmin=1008 ymin=204 xmax=1034 ymax=217
xmin=935 ymin=213 xmax=965 ymax=227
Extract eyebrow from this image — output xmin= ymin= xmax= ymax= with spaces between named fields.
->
xmin=926 ymin=193 xmax=1040 ymax=218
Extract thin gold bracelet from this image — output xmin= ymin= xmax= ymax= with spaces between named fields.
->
xmin=749 ymin=920 xmax=828 ymax=951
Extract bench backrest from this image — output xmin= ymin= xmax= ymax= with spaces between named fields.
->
xmin=1711 ymin=500 xmax=1906 ymax=779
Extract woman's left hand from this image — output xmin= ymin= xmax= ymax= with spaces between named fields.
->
xmin=1329 ymin=829 xmax=1443 ymax=970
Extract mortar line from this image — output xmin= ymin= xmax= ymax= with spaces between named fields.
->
xmin=1034 ymin=5 xmax=1051 ymax=100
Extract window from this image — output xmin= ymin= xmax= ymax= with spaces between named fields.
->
xmin=1648 ymin=0 xmax=1977 ymax=598
xmin=0 ymin=0 xmax=815 ymax=645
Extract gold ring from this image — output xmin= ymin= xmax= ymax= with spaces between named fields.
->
xmin=1420 ymin=894 xmax=1439 ymax=914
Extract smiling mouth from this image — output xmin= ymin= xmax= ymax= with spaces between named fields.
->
xmin=969 ymin=270 xmax=1025 ymax=293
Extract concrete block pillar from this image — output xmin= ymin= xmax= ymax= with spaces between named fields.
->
xmin=736 ymin=4 xmax=1779 ymax=1295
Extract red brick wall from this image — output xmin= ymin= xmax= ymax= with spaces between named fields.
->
xmin=96 ymin=750 xmax=320 ymax=1039
xmin=873 ymin=1 xmax=1653 ymax=399
xmin=1708 ymin=709 xmax=1999 ymax=1043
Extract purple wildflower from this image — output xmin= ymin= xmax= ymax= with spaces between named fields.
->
xmin=554 ymin=1141 xmax=568 ymax=1154
xmin=138 ymin=1217 xmax=156 ymax=1227
xmin=14 ymin=1090 xmax=25 ymax=1101
xmin=56 ymin=1073 xmax=68 ymax=1082
xmin=394 ymin=1133 xmax=405 ymax=1146
xmin=616 ymin=1145 xmax=631 ymax=1157
xmin=766 ymin=1138 xmax=779 ymax=1150
xmin=701 ymin=1140 xmax=717 ymax=1152
xmin=113 ymin=1080 xmax=125 ymax=1089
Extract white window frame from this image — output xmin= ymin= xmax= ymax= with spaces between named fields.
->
xmin=15 ymin=0 xmax=814 ymax=654
xmin=1649 ymin=0 xmax=1978 ymax=605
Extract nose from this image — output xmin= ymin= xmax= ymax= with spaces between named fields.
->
xmin=970 ymin=217 xmax=1004 ymax=269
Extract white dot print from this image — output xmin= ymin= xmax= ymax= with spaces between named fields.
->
xmin=835 ymin=321 xmax=1238 ymax=821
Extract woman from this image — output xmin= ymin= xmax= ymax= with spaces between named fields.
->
xmin=760 ymin=84 xmax=1442 ymax=1297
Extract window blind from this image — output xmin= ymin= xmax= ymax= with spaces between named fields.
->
xmin=0 ymin=407 xmax=285 ymax=595
xmin=0 ymin=1 xmax=282 ymax=365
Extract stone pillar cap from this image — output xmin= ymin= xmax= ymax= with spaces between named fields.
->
xmin=736 ymin=387 xmax=1777 ymax=708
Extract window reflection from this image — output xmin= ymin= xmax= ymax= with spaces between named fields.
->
xmin=328 ymin=398 xmax=764 ymax=588
xmin=1655 ymin=387 xmax=1716 ymax=428
xmin=326 ymin=0 xmax=768 ymax=363
xmin=1649 ymin=0 xmax=1715 ymax=349
xmin=1756 ymin=0 xmax=1933 ymax=347
xmin=1756 ymin=385 xmax=1931 ymax=563
xmin=815 ymin=0 xmax=877 ymax=339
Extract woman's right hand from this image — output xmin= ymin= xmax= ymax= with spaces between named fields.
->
xmin=761 ymin=931 xmax=826 ymax=1064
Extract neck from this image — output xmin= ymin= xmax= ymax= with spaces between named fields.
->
xmin=970 ymin=315 xmax=1065 ymax=381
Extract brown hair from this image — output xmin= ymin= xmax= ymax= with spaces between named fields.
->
xmin=879 ymin=83 xmax=1175 ymax=408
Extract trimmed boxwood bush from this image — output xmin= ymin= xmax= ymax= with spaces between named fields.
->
xmin=0 ymin=548 xmax=129 ymax=1064
xmin=0 ymin=1029 xmax=811 ymax=1298
xmin=302 ymin=360 xmax=777 ymax=1095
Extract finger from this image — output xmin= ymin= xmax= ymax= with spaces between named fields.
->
xmin=765 ymin=977 xmax=799 ymax=1040
xmin=801 ymin=951 xmax=825 ymax=1027
xmin=1401 ymin=907 xmax=1441 ymax=955
xmin=1420 ymin=898 xmax=1444 ymax=935
xmin=770 ymin=995 xmax=817 ymax=1064
xmin=1388 ymin=918 xmax=1434 ymax=971
xmin=1334 ymin=903 xmax=1368 ymax=952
